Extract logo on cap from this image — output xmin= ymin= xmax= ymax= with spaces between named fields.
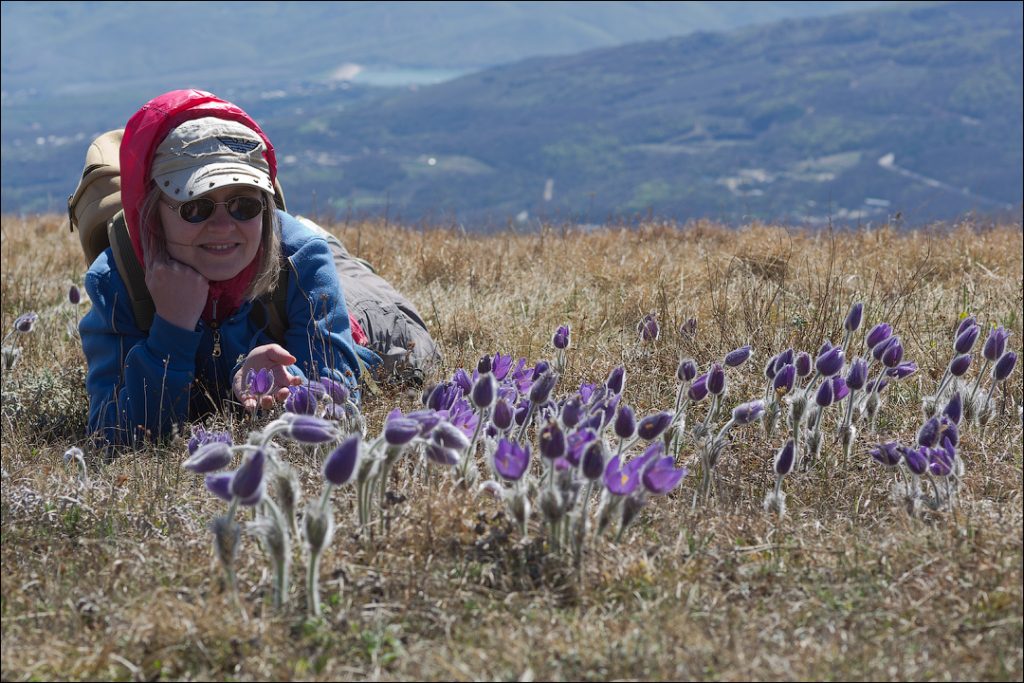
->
xmin=217 ymin=136 xmax=261 ymax=154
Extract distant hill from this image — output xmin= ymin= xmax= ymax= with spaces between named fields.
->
xmin=2 ymin=1 xmax=1020 ymax=228
xmin=1 ymin=1 xmax=892 ymax=95
xmin=250 ymin=0 xmax=1019 ymax=227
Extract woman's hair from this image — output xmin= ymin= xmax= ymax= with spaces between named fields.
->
xmin=138 ymin=183 xmax=281 ymax=299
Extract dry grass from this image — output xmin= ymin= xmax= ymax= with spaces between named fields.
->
xmin=2 ymin=214 xmax=1022 ymax=681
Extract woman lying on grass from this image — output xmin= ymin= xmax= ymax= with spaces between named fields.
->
xmin=80 ymin=90 xmax=395 ymax=446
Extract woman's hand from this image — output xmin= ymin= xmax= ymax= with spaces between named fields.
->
xmin=233 ymin=343 xmax=304 ymax=412
xmin=144 ymin=231 xmax=209 ymax=331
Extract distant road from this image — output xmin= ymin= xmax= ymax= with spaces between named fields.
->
xmin=877 ymin=153 xmax=1014 ymax=209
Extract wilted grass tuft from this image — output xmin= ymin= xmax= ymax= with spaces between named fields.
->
xmin=2 ymin=214 xmax=1022 ymax=681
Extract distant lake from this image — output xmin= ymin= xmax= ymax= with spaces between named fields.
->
xmin=350 ymin=67 xmax=473 ymax=87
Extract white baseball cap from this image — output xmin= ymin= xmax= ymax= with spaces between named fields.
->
xmin=151 ymin=117 xmax=275 ymax=199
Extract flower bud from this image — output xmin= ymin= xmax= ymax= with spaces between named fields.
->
xmin=323 ymin=435 xmax=360 ymax=486
xmin=845 ymin=358 xmax=868 ymax=391
xmin=774 ymin=439 xmax=795 ymax=476
xmin=582 ymin=440 xmax=606 ymax=481
xmin=724 ymin=345 xmax=752 ymax=368
xmin=815 ymin=379 xmax=834 ymax=407
xmin=795 ymin=352 xmax=812 ymax=378
xmin=844 ymin=302 xmax=864 ymax=332
xmin=492 ymin=398 xmax=515 ymax=431
xmin=993 ymin=351 xmax=1017 ymax=382
xmin=677 ymin=358 xmax=698 ymax=383
xmin=983 ymin=326 xmax=1011 ymax=363
xmin=954 ymin=324 xmax=980 ymax=354
xmin=539 ymin=421 xmax=567 ymax=460
xmin=637 ymin=411 xmax=673 ymax=440
xmin=866 ymin=323 xmax=893 ymax=350
xmin=815 ymin=346 xmax=845 ymax=377
xmin=707 ymin=363 xmax=726 ymax=396
xmin=183 ymin=441 xmax=233 ymax=474
xmin=231 ymin=449 xmax=266 ymax=501
xmin=949 ymin=354 xmax=972 ymax=377
xmin=606 ymin=366 xmax=626 ymax=395
xmin=530 ymin=372 xmax=558 ymax=404
xmin=773 ymin=364 xmax=796 ymax=395
xmin=731 ymin=400 xmax=765 ymax=425
xmin=471 ymin=373 xmax=497 ymax=410
xmin=552 ymin=325 xmax=571 ymax=350
xmin=614 ymin=404 xmax=636 ymax=439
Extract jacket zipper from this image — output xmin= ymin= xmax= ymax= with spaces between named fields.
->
xmin=210 ymin=299 xmax=221 ymax=358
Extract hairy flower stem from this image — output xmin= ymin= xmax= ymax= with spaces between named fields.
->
xmin=515 ymin=402 xmax=538 ymax=444
xmin=307 ymin=548 xmax=322 ymax=617
xmin=967 ymin=358 xmax=992 ymax=408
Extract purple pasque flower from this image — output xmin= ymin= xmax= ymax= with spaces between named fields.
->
xmin=872 ymin=335 xmax=898 ymax=361
xmin=424 ymin=442 xmax=460 ymax=466
xmin=561 ymin=396 xmax=584 ymax=428
xmin=794 ymin=351 xmax=813 ymax=378
xmin=319 ymin=376 xmax=350 ymax=405
xmin=916 ymin=417 xmax=941 ymax=447
xmin=285 ymin=414 xmax=341 ymax=444
xmin=491 ymin=353 xmax=513 ymax=381
xmin=928 ymin=439 xmax=956 ymax=476
xmin=943 ymin=392 xmax=963 ymax=425
xmin=284 ymin=384 xmax=318 ymax=415
xmin=405 ymin=408 xmax=442 ymax=436
xmin=492 ymin=398 xmax=515 ymax=431
xmin=844 ymin=302 xmax=864 ymax=332
xmin=187 ymin=425 xmax=232 ymax=455
xmin=773 ymin=364 xmax=796 ymax=396
xmin=641 ymin=456 xmax=688 ymax=495
xmin=323 ymin=435 xmax=360 ymax=486
xmin=870 ymin=442 xmax=902 ymax=468
xmin=731 ymin=400 xmax=765 ymax=425
xmin=901 ymin=445 xmax=929 ymax=475
xmin=688 ymin=373 xmax=709 ymax=402
xmin=477 ymin=354 xmax=492 ymax=375
xmin=724 ymin=345 xmax=752 ymax=368
xmin=954 ymin=324 xmax=980 ymax=354
xmin=471 ymin=373 xmax=497 ymax=410
xmin=815 ymin=379 xmax=834 ymax=407
xmin=581 ymin=440 xmax=606 ymax=480
xmin=606 ymin=365 xmax=626 ymax=395
xmin=638 ymin=313 xmax=659 ymax=342
xmin=881 ymin=337 xmax=904 ymax=368
xmin=830 ymin=376 xmax=850 ymax=402
xmin=993 ymin=351 xmax=1018 ymax=382
xmin=866 ymin=323 xmax=893 ymax=350
xmin=183 ymin=441 xmax=233 ymax=474
xmin=949 ymin=354 xmax=972 ymax=377
xmin=204 ymin=472 xmax=234 ymax=502
xmin=774 ymin=439 xmax=795 ymax=476
xmin=885 ymin=362 xmax=917 ymax=380
xmin=539 ymin=420 xmax=567 ymax=460
xmin=445 ymin=398 xmax=480 ymax=439
xmin=982 ymin=325 xmax=1010 ymax=362
xmin=246 ymin=367 xmax=273 ymax=397
xmin=636 ymin=411 xmax=673 ymax=440
xmin=552 ymin=325 xmax=571 ymax=350
xmin=13 ymin=312 xmax=38 ymax=333
xmin=614 ymin=404 xmax=637 ymax=439
xmin=230 ymin=449 xmax=266 ymax=501
xmin=566 ymin=428 xmax=597 ymax=466
xmin=707 ymin=363 xmax=726 ymax=396
xmin=432 ymin=421 xmax=471 ymax=451
xmin=679 ymin=317 xmax=697 ymax=339
xmin=956 ymin=315 xmax=977 ymax=338
xmin=452 ymin=368 xmax=473 ymax=394
xmin=493 ymin=438 xmax=530 ymax=481
xmin=68 ymin=285 xmax=82 ymax=305
xmin=384 ymin=417 xmax=421 ymax=446
xmin=815 ymin=346 xmax=845 ymax=377
xmin=677 ymin=358 xmax=698 ymax=383
xmin=426 ymin=380 xmax=462 ymax=411
xmin=603 ymin=455 xmax=639 ymax=496
xmin=845 ymin=358 xmax=868 ymax=391
xmin=529 ymin=371 xmax=558 ymax=404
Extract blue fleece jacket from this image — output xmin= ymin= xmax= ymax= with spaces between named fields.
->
xmin=80 ymin=211 xmax=380 ymax=445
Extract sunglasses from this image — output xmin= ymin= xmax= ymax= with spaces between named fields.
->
xmin=165 ymin=195 xmax=266 ymax=224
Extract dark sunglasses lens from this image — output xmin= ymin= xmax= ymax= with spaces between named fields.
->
xmin=179 ymin=198 xmax=215 ymax=223
xmin=228 ymin=196 xmax=264 ymax=220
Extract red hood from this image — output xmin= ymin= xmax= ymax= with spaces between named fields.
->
xmin=121 ymin=90 xmax=278 ymax=322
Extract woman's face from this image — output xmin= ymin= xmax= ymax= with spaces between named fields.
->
xmin=157 ymin=186 xmax=265 ymax=282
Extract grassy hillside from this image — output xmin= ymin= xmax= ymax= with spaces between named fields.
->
xmin=1 ymin=213 xmax=1021 ymax=680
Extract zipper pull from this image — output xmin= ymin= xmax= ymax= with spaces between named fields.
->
xmin=210 ymin=298 xmax=221 ymax=357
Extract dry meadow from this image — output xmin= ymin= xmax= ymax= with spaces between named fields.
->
xmin=1 ymin=214 xmax=1022 ymax=681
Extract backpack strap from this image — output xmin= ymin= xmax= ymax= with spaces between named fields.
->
xmin=107 ymin=210 xmax=155 ymax=331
